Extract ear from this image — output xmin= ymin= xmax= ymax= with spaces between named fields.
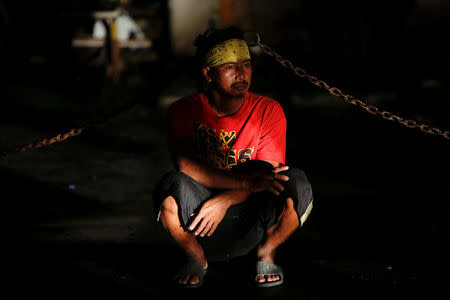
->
xmin=202 ymin=67 xmax=213 ymax=83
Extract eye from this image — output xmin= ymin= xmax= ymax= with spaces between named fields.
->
xmin=226 ymin=64 xmax=235 ymax=70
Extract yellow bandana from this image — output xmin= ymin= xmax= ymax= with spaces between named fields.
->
xmin=203 ymin=39 xmax=250 ymax=68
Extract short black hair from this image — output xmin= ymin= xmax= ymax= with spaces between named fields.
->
xmin=193 ymin=26 xmax=247 ymax=66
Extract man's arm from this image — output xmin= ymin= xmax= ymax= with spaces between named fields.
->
xmin=171 ymin=140 xmax=288 ymax=237
xmin=188 ymin=189 xmax=250 ymax=237
xmin=171 ymin=139 xmax=288 ymax=193
xmin=175 ymin=147 xmax=246 ymax=190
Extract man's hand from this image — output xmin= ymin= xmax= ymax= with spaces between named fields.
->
xmin=246 ymin=165 xmax=289 ymax=195
xmin=188 ymin=196 xmax=230 ymax=237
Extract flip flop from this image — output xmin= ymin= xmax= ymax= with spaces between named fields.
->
xmin=255 ymin=260 xmax=284 ymax=288
xmin=173 ymin=261 xmax=208 ymax=288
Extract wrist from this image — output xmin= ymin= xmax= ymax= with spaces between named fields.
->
xmin=211 ymin=193 xmax=232 ymax=208
xmin=224 ymin=197 xmax=233 ymax=209
xmin=238 ymin=175 xmax=251 ymax=191
xmin=218 ymin=190 xmax=250 ymax=208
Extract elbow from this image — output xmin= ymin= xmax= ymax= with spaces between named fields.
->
xmin=170 ymin=152 xmax=184 ymax=172
xmin=178 ymin=160 xmax=188 ymax=175
xmin=173 ymin=155 xmax=190 ymax=175
xmin=172 ymin=154 xmax=209 ymax=187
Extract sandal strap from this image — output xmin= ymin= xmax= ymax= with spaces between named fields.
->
xmin=255 ymin=260 xmax=284 ymax=278
xmin=175 ymin=261 xmax=207 ymax=279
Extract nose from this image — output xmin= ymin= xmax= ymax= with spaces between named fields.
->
xmin=235 ymin=65 xmax=245 ymax=80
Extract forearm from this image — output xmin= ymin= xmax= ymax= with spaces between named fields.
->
xmin=188 ymin=189 xmax=251 ymax=236
xmin=218 ymin=189 xmax=251 ymax=208
xmin=177 ymin=154 xmax=249 ymax=190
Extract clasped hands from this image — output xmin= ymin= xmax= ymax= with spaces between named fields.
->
xmin=188 ymin=165 xmax=289 ymax=237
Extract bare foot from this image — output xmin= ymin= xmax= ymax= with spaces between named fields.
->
xmin=175 ymin=260 xmax=208 ymax=286
xmin=256 ymin=246 xmax=280 ymax=283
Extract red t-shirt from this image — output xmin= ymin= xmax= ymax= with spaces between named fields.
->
xmin=168 ymin=92 xmax=286 ymax=170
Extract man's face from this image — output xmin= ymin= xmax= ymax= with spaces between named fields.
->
xmin=204 ymin=59 xmax=252 ymax=97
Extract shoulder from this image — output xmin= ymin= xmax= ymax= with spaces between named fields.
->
xmin=247 ymin=92 xmax=285 ymax=116
xmin=168 ymin=93 xmax=203 ymax=115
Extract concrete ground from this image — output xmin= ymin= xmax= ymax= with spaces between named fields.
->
xmin=2 ymin=56 xmax=449 ymax=299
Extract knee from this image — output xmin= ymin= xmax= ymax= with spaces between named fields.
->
xmin=154 ymin=171 xmax=196 ymax=204
xmin=285 ymin=197 xmax=296 ymax=210
xmin=158 ymin=170 xmax=190 ymax=189
xmin=160 ymin=196 xmax=178 ymax=219
xmin=281 ymin=167 xmax=311 ymax=189
xmin=284 ymin=197 xmax=301 ymax=228
xmin=284 ymin=168 xmax=307 ymax=183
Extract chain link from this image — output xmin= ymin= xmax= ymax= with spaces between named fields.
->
xmin=1 ymin=83 xmax=142 ymax=157
xmin=2 ymin=128 xmax=84 ymax=156
xmin=2 ymin=40 xmax=448 ymax=157
xmin=257 ymin=42 xmax=450 ymax=140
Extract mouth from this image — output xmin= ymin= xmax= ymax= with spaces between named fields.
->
xmin=231 ymin=82 xmax=249 ymax=89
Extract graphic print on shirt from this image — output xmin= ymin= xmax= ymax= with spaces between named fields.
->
xmin=194 ymin=122 xmax=254 ymax=170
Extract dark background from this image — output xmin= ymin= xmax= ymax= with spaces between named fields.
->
xmin=1 ymin=0 xmax=449 ymax=298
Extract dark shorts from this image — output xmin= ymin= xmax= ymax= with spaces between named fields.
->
xmin=153 ymin=160 xmax=313 ymax=259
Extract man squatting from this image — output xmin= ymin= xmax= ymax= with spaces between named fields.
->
xmin=154 ymin=27 xmax=313 ymax=288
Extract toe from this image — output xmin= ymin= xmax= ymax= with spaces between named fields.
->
xmin=190 ymin=275 xmax=200 ymax=285
xmin=257 ymin=274 xmax=282 ymax=284
xmin=269 ymin=275 xmax=280 ymax=282
xmin=180 ymin=276 xmax=189 ymax=285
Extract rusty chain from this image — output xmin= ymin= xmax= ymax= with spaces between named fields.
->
xmin=2 ymin=128 xmax=84 ymax=157
xmin=1 ymin=84 xmax=142 ymax=157
xmin=2 ymin=36 xmax=448 ymax=157
xmin=255 ymin=40 xmax=450 ymax=140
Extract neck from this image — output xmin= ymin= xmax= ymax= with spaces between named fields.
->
xmin=207 ymin=89 xmax=245 ymax=117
